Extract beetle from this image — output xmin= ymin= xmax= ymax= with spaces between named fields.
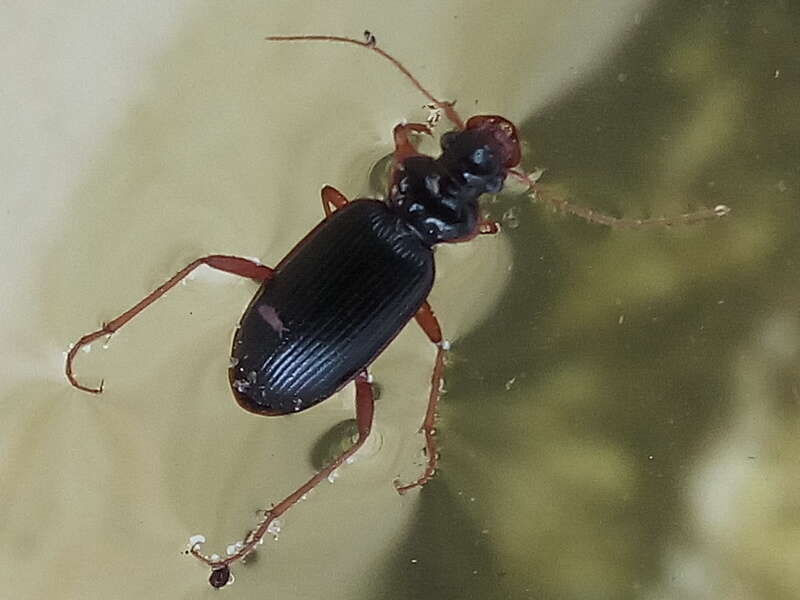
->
xmin=65 ymin=32 xmax=729 ymax=588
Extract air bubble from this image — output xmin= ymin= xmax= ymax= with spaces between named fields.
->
xmin=713 ymin=204 xmax=731 ymax=216
xmin=502 ymin=207 xmax=520 ymax=229
xmin=226 ymin=541 xmax=244 ymax=556
xmin=267 ymin=519 xmax=282 ymax=537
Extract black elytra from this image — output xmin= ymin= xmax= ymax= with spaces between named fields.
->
xmin=229 ymin=116 xmax=521 ymax=416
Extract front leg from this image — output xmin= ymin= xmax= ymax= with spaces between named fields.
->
xmin=320 ymin=184 xmax=350 ymax=217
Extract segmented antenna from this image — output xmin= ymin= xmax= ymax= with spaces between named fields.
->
xmin=265 ymin=32 xmax=465 ymax=128
xmin=265 ymin=32 xmax=730 ymax=228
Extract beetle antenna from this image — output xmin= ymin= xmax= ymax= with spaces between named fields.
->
xmin=509 ymin=168 xmax=731 ymax=228
xmin=266 ymin=34 xmax=731 ymax=229
xmin=265 ymin=33 xmax=465 ymax=128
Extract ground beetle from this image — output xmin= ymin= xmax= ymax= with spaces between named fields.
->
xmin=65 ymin=32 xmax=730 ymax=588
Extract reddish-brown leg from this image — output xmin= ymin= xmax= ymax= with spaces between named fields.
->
xmin=189 ymin=370 xmax=375 ymax=587
xmin=479 ymin=220 xmax=501 ymax=235
xmin=320 ymin=184 xmax=349 ymax=217
xmin=394 ymin=301 xmax=447 ymax=494
xmin=65 ymin=255 xmax=274 ymax=393
xmin=393 ymin=122 xmax=432 ymax=164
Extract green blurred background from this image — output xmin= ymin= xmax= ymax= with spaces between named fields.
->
xmin=391 ymin=2 xmax=800 ymax=599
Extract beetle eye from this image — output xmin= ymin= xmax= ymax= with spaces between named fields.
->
xmin=440 ymin=131 xmax=458 ymax=150
xmin=471 ymin=147 xmax=487 ymax=165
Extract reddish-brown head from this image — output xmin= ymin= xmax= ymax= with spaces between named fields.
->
xmin=464 ymin=115 xmax=522 ymax=169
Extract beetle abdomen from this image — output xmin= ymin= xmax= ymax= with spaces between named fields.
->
xmin=230 ymin=200 xmax=434 ymax=415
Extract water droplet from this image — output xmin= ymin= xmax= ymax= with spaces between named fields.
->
xmin=226 ymin=541 xmax=243 ymax=556
xmin=267 ymin=519 xmax=281 ymax=537
xmin=713 ymin=204 xmax=731 ymax=216
xmin=501 ymin=207 xmax=520 ymax=229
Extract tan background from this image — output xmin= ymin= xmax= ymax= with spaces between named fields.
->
xmin=2 ymin=1 xmax=798 ymax=599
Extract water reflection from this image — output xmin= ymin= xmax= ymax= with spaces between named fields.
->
xmin=383 ymin=2 xmax=800 ymax=600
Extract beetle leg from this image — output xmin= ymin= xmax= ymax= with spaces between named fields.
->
xmin=393 ymin=122 xmax=432 ymax=164
xmin=189 ymin=370 xmax=375 ymax=587
xmin=66 ymin=255 xmax=274 ymax=393
xmin=320 ymin=185 xmax=349 ymax=217
xmin=394 ymin=301 xmax=446 ymax=494
xmin=478 ymin=220 xmax=501 ymax=235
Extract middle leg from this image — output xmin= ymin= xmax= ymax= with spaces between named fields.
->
xmin=394 ymin=301 xmax=447 ymax=494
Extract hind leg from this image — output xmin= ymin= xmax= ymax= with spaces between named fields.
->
xmin=189 ymin=370 xmax=376 ymax=588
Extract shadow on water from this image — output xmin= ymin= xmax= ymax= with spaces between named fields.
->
xmin=375 ymin=2 xmax=800 ymax=599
